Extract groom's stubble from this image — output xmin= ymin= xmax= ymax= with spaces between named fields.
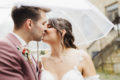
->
xmin=30 ymin=11 xmax=47 ymax=41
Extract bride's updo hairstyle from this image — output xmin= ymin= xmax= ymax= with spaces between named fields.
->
xmin=48 ymin=18 xmax=77 ymax=49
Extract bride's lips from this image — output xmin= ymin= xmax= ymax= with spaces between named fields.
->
xmin=42 ymin=31 xmax=47 ymax=38
xmin=41 ymin=32 xmax=47 ymax=40
xmin=41 ymin=33 xmax=45 ymax=40
xmin=42 ymin=33 xmax=45 ymax=38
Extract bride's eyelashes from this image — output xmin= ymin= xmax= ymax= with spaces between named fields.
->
xmin=47 ymin=24 xmax=53 ymax=28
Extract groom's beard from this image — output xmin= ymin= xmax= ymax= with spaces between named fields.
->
xmin=31 ymin=34 xmax=42 ymax=41
xmin=34 ymin=36 xmax=43 ymax=41
xmin=31 ymin=31 xmax=43 ymax=41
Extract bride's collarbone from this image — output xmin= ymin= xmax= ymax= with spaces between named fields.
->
xmin=47 ymin=57 xmax=77 ymax=66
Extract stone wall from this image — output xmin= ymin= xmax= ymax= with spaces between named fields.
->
xmin=89 ymin=0 xmax=119 ymax=14
xmin=103 ymin=49 xmax=120 ymax=73
xmin=89 ymin=0 xmax=120 ymax=74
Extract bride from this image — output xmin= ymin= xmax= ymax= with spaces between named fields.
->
xmin=40 ymin=18 xmax=100 ymax=80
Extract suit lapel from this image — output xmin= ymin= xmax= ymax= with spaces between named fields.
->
xmin=6 ymin=33 xmax=38 ymax=80
xmin=27 ymin=57 xmax=38 ymax=80
xmin=32 ymin=56 xmax=41 ymax=78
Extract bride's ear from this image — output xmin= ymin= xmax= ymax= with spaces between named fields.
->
xmin=61 ymin=29 xmax=66 ymax=37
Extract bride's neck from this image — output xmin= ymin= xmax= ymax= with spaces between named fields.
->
xmin=50 ymin=42 xmax=65 ymax=58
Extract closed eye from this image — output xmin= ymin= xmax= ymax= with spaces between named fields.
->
xmin=47 ymin=24 xmax=53 ymax=28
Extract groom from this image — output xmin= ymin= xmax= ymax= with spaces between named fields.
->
xmin=0 ymin=5 xmax=50 ymax=80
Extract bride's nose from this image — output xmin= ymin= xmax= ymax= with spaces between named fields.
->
xmin=44 ymin=26 xmax=48 ymax=33
xmin=44 ymin=29 xmax=47 ymax=33
xmin=43 ymin=24 xmax=48 ymax=33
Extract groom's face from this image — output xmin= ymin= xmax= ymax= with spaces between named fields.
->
xmin=31 ymin=11 xmax=47 ymax=41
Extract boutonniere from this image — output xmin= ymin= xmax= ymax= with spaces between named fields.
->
xmin=22 ymin=48 xmax=30 ymax=57
xmin=16 ymin=45 xmax=31 ymax=60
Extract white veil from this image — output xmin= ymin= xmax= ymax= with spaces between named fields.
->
xmin=0 ymin=0 xmax=114 ymax=50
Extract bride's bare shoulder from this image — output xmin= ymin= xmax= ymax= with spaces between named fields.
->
xmin=77 ymin=49 xmax=93 ymax=64
xmin=75 ymin=49 xmax=87 ymax=55
xmin=74 ymin=49 xmax=91 ymax=61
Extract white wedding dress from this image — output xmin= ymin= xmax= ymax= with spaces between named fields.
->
xmin=41 ymin=65 xmax=99 ymax=80
xmin=40 ymin=50 xmax=100 ymax=80
xmin=40 ymin=55 xmax=100 ymax=80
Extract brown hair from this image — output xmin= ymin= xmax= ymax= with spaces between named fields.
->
xmin=11 ymin=6 xmax=50 ymax=29
xmin=48 ymin=18 xmax=77 ymax=49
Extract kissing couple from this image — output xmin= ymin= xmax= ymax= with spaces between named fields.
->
xmin=0 ymin=5 xmax=100 ymax=80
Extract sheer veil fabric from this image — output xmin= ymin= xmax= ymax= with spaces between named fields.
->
xmin=0 ymin=0 xmax=114 ymax=49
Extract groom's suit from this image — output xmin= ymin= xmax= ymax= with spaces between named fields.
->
xmin=0 ymin=33 xmax=41 ymax=80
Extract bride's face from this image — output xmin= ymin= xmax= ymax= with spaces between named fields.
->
xmin=42 ymin=23 xmax=59 ymax=44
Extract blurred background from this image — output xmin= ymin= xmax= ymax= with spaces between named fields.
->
xmin=0 ymin=0 xmax=120 ymax=80
xmin=85 ymin=0 xmax=120 ymax=80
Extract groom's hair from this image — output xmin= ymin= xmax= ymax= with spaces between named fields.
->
xmin=11 ymin=6 xmax=50 ymax=29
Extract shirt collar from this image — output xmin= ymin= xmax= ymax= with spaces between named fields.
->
xmin=11 ymin=32 xmax=27 ymax=47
